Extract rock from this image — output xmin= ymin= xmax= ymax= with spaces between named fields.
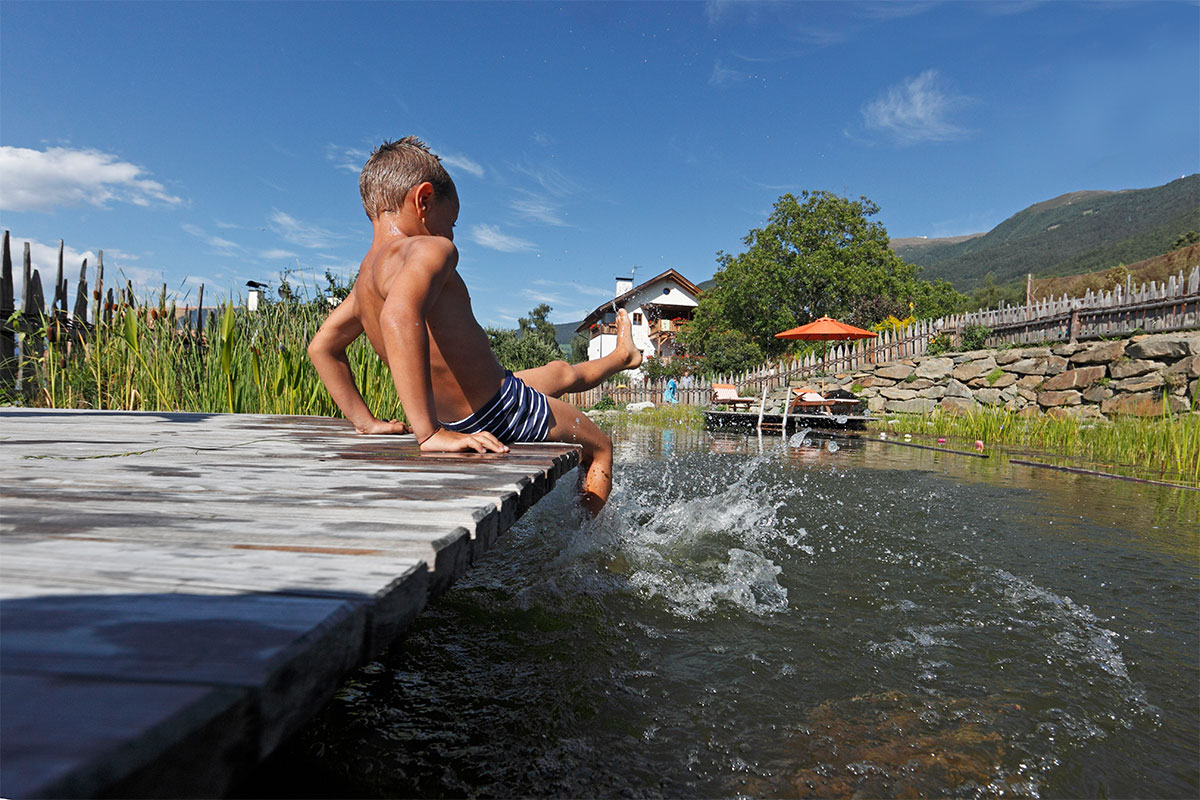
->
xmin=880 ymin=386 xmax=918 ymax=401
xmin=952 ymin=359 xmax=996 ymax=382
xmin=1102 ymin=391 xmax=1187 ymax=416
xmin=987 ymin=372 xmax=1017 ymax=389
xmin=1111 ymin=372 xmax=1164 ymax=393
xmin=906 ymin=378 xmax=935 ymax=390
xmin=1017 ymin=374 xmax=1045 ymax=390
xmin=974 ymin=388 xmax=1004 ymax=406
xmin=855 ymin=375 xmax=895 ymax=388
xmin=914 ymin=357 xmax=954 ymax=380
xmin=1191 ymin=379 xmax=1198 ymax=402
xmin=1000 ymin=386 xmax=1019 ymax=402
xmin=1017 ymin=405 xmax=1041 ymax=419
xmin=885 ymin=397 xmax=937 ymax=414
xmin=918 ymin=385 xmax=946 ymax=399
xmin=1038 ymin=390 xmax=1082 ymax=407
xmin=1081 ymin=384 xmax=1113 ymax=404
xmin=1126 ymin=336 xmax=1196 ymax=360
xmin=995 ymin=350 xmax=1023 ymax=365
xmin=944 ymin=378 xmax=973 ymax=398
xmin=1065 ymin=404 xmax=1107 ymax=422
xmin=1053 ymin=342 xmax=1084 ymax=357
xmin=867 ymin=395 xmax=887 ymax=414
xmin=875 ymin=364 xmax=914 ymax=380
xmin=1044 ymin=355 xmax=1068 ymax=375
xmin=1109 ymin=359 xmax=1159 ymax=379
xmin=940 ymin=396 xmax=978 ymax=414
xmin=1166 ymin=355 xmax=1200 ymax=378
xmin=1070 ymin=339 xmax=1127 ymax=364
xmin=1040 ymin=365 xmax=1106 ymax=391
xmin=626 ymin=401 xmax=655 ymax=411
xmin=1016 ymin=386 xmax=1038 ymax=402
xmin=1007 ymin=358 xmax=1047 ymax=375
xmin=1020 ymin=347 xmax=1052 ymax=358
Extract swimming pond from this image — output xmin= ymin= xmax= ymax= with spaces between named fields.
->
xmin=245 ymin=426 xmax=1199 ymax=799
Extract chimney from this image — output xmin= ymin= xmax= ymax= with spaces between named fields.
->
xmin=615 ymin=276 xmax=633 ymax=296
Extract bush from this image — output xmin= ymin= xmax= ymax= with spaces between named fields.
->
xmin=961 ymin=324 xmax=992 ymax=351
xmin=926 ymin=332 xmax=953 ymax=356
xmin=591 ymin=395 xmax=618 ymax=411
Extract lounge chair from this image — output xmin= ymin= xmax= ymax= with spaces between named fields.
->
xmin=789 ymin=390 xmax=838 ymax=415
xmin=711 ymin=383 xmax=756 ymax=411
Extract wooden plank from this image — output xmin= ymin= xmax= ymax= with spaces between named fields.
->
xmin=0 ymin=409 xmax=580 ymax=797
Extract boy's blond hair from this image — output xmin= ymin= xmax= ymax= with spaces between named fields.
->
xmin=359 ymin=136 xmax=456 ymax=220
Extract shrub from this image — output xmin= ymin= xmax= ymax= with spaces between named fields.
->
xmin=927 ymin=333 xmax=953 ymax=356
xmin=961 ymin=324 xmax=992 ymax=351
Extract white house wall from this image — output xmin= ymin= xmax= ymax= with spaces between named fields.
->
xmin=586 ymin=276 xmax=700 ymax=367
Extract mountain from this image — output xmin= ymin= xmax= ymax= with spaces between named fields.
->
xmin=893 ymin=175 xmax=1200 ymax=291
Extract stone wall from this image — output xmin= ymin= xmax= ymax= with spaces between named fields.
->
xmin=829 ymin=332 xmax=1200 ymax=420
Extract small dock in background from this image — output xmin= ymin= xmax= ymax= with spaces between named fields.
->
xmin=0 ymin=409 xmax=579 ymax=798
xmin=704 ymin=409 xmax=870 ymax=433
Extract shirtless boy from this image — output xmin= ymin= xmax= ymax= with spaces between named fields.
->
xmin=308 ymin=137 xmax=642 ymax=513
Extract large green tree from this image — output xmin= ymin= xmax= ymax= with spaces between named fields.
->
xmin=486 ymin=303 xmax=565 ymax=372
xmin=683 ymin=191 xmax=963 ymax=363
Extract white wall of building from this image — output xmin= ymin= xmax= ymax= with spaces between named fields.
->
xmin=585 ymin=276 xmax=699 ymax=367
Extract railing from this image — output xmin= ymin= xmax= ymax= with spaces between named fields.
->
xmin=564 ymin=264 xmax=1200 ymax=409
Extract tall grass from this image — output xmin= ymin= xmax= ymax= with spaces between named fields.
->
xmin=874 ymin=404 xmax=1200 ymax=485
xmin=21 ymin=294 xmax=402 ymax=421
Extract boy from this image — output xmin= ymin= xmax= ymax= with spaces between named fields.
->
xmin=308 ymin=137 xmax=643 ymax=513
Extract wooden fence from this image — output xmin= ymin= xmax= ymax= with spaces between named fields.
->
xmin=565 ymin=264 xmax=1200 ymax=408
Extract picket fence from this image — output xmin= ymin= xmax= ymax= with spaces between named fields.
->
xmin=564 ymin=264 xmax=1200 ymax=409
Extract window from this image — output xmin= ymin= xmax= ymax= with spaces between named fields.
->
xmin=632 ymin=312 xmax=643 ymax=325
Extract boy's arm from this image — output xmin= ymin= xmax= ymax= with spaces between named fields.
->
xmin=379 ymin=238 xmax=507 ymax=454
xmin=307 ymin=292 xmax=409 ymax=435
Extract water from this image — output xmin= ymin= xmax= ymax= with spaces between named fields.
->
xmin=245 ymin=427 xmax=1199 ymax=799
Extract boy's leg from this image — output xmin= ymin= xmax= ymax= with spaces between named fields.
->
xmin=516 ymin=309 xmax=643 ymax=399
xmin=543 ymin=395 xmax=613 ymax=514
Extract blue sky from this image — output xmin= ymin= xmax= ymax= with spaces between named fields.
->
xmin=2 ymin=0 xmax=1197 ymax=326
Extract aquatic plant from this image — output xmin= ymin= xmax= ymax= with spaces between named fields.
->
xmin=873 ymin=403 xmax=1200 ymax=485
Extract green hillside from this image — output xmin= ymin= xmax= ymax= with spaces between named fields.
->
xmin=894 ymin=174 xmax=1200 ymax=291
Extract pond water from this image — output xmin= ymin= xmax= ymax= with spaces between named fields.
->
xmin=245 ymin=426 xmax=1199 ymax=799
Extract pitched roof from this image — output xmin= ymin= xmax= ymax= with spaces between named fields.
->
xmin=576 ymin=269 xmax=701 ymax=331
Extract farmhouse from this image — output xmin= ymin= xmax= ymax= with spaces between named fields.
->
xmin=576 ymin=269 xmax=700 ymax=365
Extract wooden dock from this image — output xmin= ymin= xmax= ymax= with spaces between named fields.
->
xmin=703 ymin=409 xmax=870 ymax=433
xmin=0 ymin=409 xmax=580 ymax=798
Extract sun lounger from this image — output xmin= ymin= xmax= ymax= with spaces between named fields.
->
xmin=711 ymin=383 xmax=756 ymax=411
xmin=789 ymin=390 xmax=839 ymax=415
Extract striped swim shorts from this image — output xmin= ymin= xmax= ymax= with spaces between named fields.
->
xmin=440 ymin=371 xmax=552 ymax=443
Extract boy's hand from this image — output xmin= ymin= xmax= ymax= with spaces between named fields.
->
xmin=354 ymin=418 xmax=411 ymax=435
xmin=420 ymin=428 xmax=509 ymax=454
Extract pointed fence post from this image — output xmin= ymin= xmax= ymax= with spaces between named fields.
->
xmin=0 ymin=231 xmax=15 ymax=393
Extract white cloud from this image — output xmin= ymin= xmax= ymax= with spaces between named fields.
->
xmin=260 ymin=249 xmax=299 ymax=260
xmin=268 ymin=210 xmax=344 ymax=249
xmin=182 ymin=223 xmax=242 ymax=256
xmin=710 ymin=61 xmax=750 ymax=87
xmin=531 ymin=278 xmax=612 ymax=298
xmin=326 ymin=143 xmax=369 ymax=174
xmin=511 ymin=195 xmax=570 ymax=227
xmin=861 ymin=69 xmax=972 ymax=145
xmin=0 ymin=146 xmax=182 ymax=212
xmin=440 ymin=152 xmax=485 ymax=179
xmin=468 ymin=224 xmax=536 ymax=253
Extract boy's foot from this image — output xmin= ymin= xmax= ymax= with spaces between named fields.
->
xmin=615 ymin=309 xmax=643 ymax=369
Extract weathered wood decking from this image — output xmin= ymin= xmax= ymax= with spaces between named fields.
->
xmin=0 ymin=409 xmax=580 ymax=798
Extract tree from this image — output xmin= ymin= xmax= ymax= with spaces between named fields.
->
xmin=1173 ymin=230 xmax=1199 ymax=249
xmin=486 ymin=303 xmax=564 ymax=372
xmin=682 ymin=191 xmax=964 ymax=362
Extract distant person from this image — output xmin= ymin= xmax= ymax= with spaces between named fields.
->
xmin=664 ymin=377 xmax=679 ymax=404
xmin=308 ymin=137 xmax=642 ymax=513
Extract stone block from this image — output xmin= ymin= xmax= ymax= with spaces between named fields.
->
xmin=1081 ymin=384 xmax=1113 ymax=404
xmin=1041 ymin=365 xmax=1106 ymax=391
xmin=875 ymin=364 xmax=914 ymax=380
xmin=907 ymin=378 xmax=934 ymax=390
xmin=1102 ymin=391 xmax=1187 ymax=416
xmin=885 ymin=397 xmax=937 ymax=414
xmin=867 ymin=395 xmax=887 ymax=413
xmin=1017 ymin=374 xmax=1044 ymax=390
xmin=1166 ymin=355 xmax=1200 ymax=378
xmin=855 ymin=375 xmax=894 ymax=388
xmin=1109 ymin=359 xmax=1159 ymax=379
xmin=1000 ymin=386 xmax=1019 ymax=402
xmin=1007 ymin=358 xmax=1047 ymax=375
xmin=1066 ymin=404 xmax=1107 ymax=422
xmin=1004 ymin=396 xmax=1029 ymax=412
xmin=952 ymin=359 xmax=996 ymax=382
xmin=987 ymin=372 xmax=1017 ymax=389
xmin=944 ymin=378 xmax=973 ymax=399
xmin=880 ymin=386 xmax=918 ymax=401
xmin=1021 ymin=347 xmax=1052 ymax=358
xmin=1191 ymin=379 xmax=1199 ymax=402
xmin=1016 ymin=386 xmax=1038 ymax=402
xmin=1053 ymin=343 xmax=1083 ymax=357
xmin=1016 ymin=405 xmax=1041 ymax=419
xmin=1044 ymin=355 xmax=1068 ymax=375
xmin=1038 ymin=390 xmax=1082 ymax=407
xmin=914 ymin=357 xmax=954 ymax=380
xmin=1126 ymin=335 xmax=1196 ymax=360
xmin=939 ymin=396 xmax=977 ymax=414
xmin=1070 ymin=339 xmax=1127 ymax=364
xmin=1112 ymin=372 xmax=1164 ymax=393
xmin=995 ymin=350 xmax=1022 ymax=365
xmin=918 ymin=386 xmax=946 ymax=399
xmin=974 ymin=388 xmax=1003 ymax=406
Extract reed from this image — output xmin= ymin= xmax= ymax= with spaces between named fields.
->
xmin=873 ymin=403 xmax=1200 ymax=485
xmin=21 ymin=293 xmax=403 ymax=422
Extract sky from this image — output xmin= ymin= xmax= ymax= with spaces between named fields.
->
xmin=2 ymin=0 xmax=1197 ymax=326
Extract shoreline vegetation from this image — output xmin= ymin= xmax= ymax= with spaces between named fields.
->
xmin=588 ymin=403 xmax=1199 ymax=488
xmin=7 ymin=292 xmax=1196 ymax=487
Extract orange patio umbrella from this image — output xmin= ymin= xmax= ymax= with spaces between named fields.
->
xmin=775 ymin=316 xmax=878 ymax=391
xmin=774 ymin=316 xmax=878 ymax=341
